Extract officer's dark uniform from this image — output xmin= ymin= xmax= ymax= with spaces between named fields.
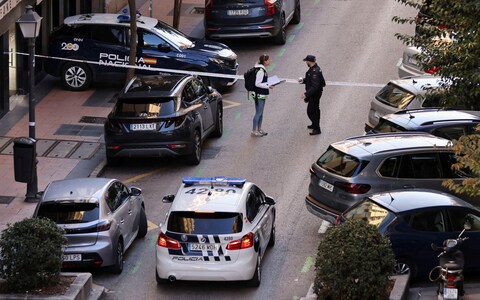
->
xmin=302 ymin=62 xmax=326 ymax=134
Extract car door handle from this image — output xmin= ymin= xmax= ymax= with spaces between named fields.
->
xmin=120 ymin=219 xmax=125 ymax=224
xmin=128 ymin=209 xmax=132 ymax=215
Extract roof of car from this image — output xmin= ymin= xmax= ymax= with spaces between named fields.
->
xmin=42 ymin=178 xmax=115 ymax=202
xmin=63 ymin=13 xmax=158 ymax=30
xmin=367 ymin=189 xmax=477 ymax=213
xmin=387 ymin=76 xmax=445 ymax=95
xmin=333 ymin=132 xmax=452 ymax=157
xmin=382 ymin=109 xmax=480 ymax=129
xmin=169 ymin=178 xmax=251 ymax=213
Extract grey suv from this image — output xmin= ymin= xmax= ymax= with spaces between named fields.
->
xmin=306 ymin=132 xmax=478 ymax=223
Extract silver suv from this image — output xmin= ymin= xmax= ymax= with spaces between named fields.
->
xmin=366 ymin=76 xmax=444 ymax=130
xmin=305 ymin=132 xmax=478 ymax=223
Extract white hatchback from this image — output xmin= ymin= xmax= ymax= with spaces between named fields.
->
xmin=155 ymin=177 xmax=276 ymax=287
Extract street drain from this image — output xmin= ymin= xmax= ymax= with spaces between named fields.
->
xmin=191 ymin=7 xmax=205 ymax=14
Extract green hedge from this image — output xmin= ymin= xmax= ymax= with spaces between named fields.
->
xmin=314 ymin=219 xmax=395 ymax=300
xmin=0 ymin=218 xmax=67 ymax=292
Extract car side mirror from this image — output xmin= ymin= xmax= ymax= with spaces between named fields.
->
xmin=157 ymin=43 xmax=171 ymax=52
xmin=162 ymin=194 xmax=175 ymax=203
xmin=265 ymin=196 xmax=276 ymax=205
xmin=130 ymin=186 xmax=142 ymax=196
xmin=208 ymin=86 xmax=215 ymax=94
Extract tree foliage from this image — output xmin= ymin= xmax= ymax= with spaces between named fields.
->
xmin=314 ymin=219 xmax=395 ymax=300
xmin=394 ymin=0 xmax=480 ymax=197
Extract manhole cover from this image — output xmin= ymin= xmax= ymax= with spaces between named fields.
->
xmin=0 ymin=196 xmax=14 ymax=204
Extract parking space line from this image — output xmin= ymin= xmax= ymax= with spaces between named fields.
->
xmin=287 ymin=34 xmax=296 ymax=43
xmin=195 ymin=167 xmax=205 ymax=177
xmin=223 ymin=99 xmax=241 ymax=109
xmin=277 ymin=48 xmax=286 ymax=57
xmin=301 ymin=256 xmax=315 ymax=273
xmin=124 ymin=169 xmax=162 ymax=184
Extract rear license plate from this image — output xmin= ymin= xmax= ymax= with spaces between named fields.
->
xmin=443 ymin=287 xmax=458 ymax=299
xmin=227 ymin=9 xmax=249 ymax=16
xmin=188 ymin=243 xmax=219 ymax=251
xmin=131 ymin=123 xmax=156 ymax=131
xmin=319 ymin=179 xmax=334 ymax=192
xmin=63 ymin=254 xmax=81 ymax=262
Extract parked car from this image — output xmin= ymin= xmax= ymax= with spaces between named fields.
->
xmin=45 ymin=13 xmax=238 ymax=91
xmin=396 ymin=46 xmax=437 ymax=78
xmin=366 ymin=76 xmax=446 ymax=130
xmin=367 ymin=109 xmax=480 ymax=140
xmin=338 ymin=189 xmax=480 ymax=279
xmin=156 ymin=177 xmax=276 ymax=286
xmin=305 ymin=132 xmax=478 ymax=224
xmin=104 ymin=74 xmax=223 ymax=166
xmin=34 ymin=178 xmax=148 ymax=274
xmin=204 ymin=0 xmax=301 ymax=45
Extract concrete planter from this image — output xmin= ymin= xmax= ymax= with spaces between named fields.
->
xmin=0 ymin=272 xmax=104 ymax=300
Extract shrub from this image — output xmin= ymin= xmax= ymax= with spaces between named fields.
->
xmin=314 ymin=219 xmax=395 ymax=300
xmin=0 ymin=218 xmax=67 ymax=292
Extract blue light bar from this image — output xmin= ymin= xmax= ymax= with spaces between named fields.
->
xmin=182 ymin=176 xmax=246 ymax=187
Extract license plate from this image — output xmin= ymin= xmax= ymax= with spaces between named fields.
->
xmin=443 ymin=287 xmax=458 ymax=299
xmin=188 ymin=243 xmax=219 ymax=251
xmin=63 ymin=254 xmax=81 ymax=262
xmin=319 ymin=179 xmax=334 ymax=192
xmin=131 ymin=123 xmax=156 ymax=131
xmin=227 ymin=9 xmax=249 ymax=16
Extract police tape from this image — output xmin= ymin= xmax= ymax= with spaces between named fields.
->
xmin=7 ymin=51 xmax=385 ymax=87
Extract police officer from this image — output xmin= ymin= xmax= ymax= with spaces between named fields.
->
xmin=299 ymin=55 xmax=326 ymax=135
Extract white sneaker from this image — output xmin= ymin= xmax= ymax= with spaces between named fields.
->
xmin=259 ymin=130 xmax=268 ymax=136
xmin=251 ymin=131 xmax=262 ymax=137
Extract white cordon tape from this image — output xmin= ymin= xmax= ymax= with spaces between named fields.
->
xmin=7 ymin=51 xmax=384 ymax=87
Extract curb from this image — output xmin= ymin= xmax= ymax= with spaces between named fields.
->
xmin=0 ymin=273 xmax=104 ymax=300
xmin=300 ymin=283 xmax=317 ymax=300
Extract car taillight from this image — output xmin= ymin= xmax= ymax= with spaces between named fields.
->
xmin=334 ymin=182 xmax=371 ymax=194
xmin=205 ymin=0 xmax=213 ymax=17
xmin=265 ymin=0 xmax=275 ymax=16
xmin=165 ymin=115 xmax=186 ymax=128
xmin=309 ymin=166 xmax=318 ymax=177
xmin=157 ymin=232 xmax=181 ymax=249
xmin=96 ymin=220 xmax=111 ymax=232
xmin=425 ymin=66 xmax=440 ymax=74
xmin=226 ymin=232 xmax=254 ymax=250
xmin=447 ymin=273 xmax=456 ymax=288
xmin=335 ymin=215 xmax=342 ymax=225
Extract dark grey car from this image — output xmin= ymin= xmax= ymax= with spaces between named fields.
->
xmin=34 ymin=178 xmax=148 ymax=274
xmin=306 ymin=132 xmax=478 ymax=224
xmin=104 ymin=74 xmax=223 ymax=166
xmin=204 ymin=0 xmax=301 ymax=45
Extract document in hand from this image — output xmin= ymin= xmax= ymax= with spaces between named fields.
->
xmin=268 ymin=75 xmax=286 ymax=86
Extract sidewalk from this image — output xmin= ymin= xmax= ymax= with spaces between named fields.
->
xmin=0 ymin=0 xmax=205 ymax=233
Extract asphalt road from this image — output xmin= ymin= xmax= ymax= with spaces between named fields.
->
xmin=92 ymin=0 xmax=417 ymax=299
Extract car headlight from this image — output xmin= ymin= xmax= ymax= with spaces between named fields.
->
xmin=209 ymin=57 xmax=227 ymax=66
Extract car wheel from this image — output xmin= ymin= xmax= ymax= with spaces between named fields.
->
xmin=268 ymin=224 xmax=275 ymax=247
xmin=106 ymin=156 xmax=121 ymax=167
xmin=137 ymin=207 xmax=148 ymax=238
xmin=273 ymin=15 xmax=287 ymax=45
xmin=247 ymin=255 xmax=262 ymax=287
xmin=156 ymin=269 xmax=168 ymax=284
xmin=110 ymin=239 xmax=124 ymax=274
xmin=292 ymin=2 xmax=301 ymax=24
xmin=393 ymin=258 xmax=414 ymax=276
xmin=211 ymin=106 xmax=223 ymax=138
xmin=186 ymin=130 xmax=201 ymax=165
xmin=61 ymin=62 xmax=92 ymax=91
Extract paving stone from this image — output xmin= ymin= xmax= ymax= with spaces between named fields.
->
xmin=46 ymin=141 xmax=79 ymax=158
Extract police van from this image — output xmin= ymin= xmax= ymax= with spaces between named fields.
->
xmin=45 ymin=13 xmax=238 ymax=91
xmin=156 ymin=177 xmax=276 ymax=286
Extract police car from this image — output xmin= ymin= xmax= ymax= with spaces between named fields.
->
xmin=45 ymin=13 xmax=238 ymax=91
xmin=156 ymin=177 xmax=276 ymax=287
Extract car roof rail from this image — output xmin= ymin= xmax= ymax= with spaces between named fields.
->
xmin=182 ymin=176 xmax=246 ymax=188
xmin=344 ymin=131 xmax=436 ymax=141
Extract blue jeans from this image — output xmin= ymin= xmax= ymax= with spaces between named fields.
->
xmin=253 ymin=98 xmax=266 ymax=131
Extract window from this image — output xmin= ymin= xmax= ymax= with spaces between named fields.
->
xmin=191 ymin=78 xmax=207 ymax=98
xmin=37 ymin=203 xmax=99 ymax=223
xmin=246 ymin=192 xmax=258 ymax=222
xmin=343 ymin=199 xmax=394 ymax=228
xmin=105 ymin=182 xmax=125 ymax=212
xmin=167 ymin=212 xmax=243 ymax=234
xmin=373 ymin=119 xmax=406 ymax=134
xmin=447 ymin=209 xmax=480 ymax=232
xmin=92 ymin=26 xmax=124 ymax=45
xmin=433 ymin=125 xmax=476 ymax=141
xmin=409 ymin=210 xmax=445 ymax=232
xmin=375 ymin=83 xmax=415 ymax=109
xmin=115 ymin=98 xmax=175 ymax=117
xmin=137 ymin=29 xmax=166 ymax=49
xmin=317 ymin=147 xmax=367 ymax=177
xmin=182 ymin=82 xmax=196 ymax=103
xmin=396 ymin=153 xmax=442 ymax=179
xmin=378 ymin=156 xmax=400 ymax=177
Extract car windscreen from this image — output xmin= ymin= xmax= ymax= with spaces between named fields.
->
xmin=317 ymin=147 xmax=368 ymax=177
xmin=114 ymin=98 xmax=175 ymax=118
xmin=167 ymin=212 xmax=243 ymax=234
xmin=372 ymin=119 xmax=407 ymax=134
xmin=376 ymin=83 xmax=415 ymax=109
xmin=37 ymin=202 xmax=99 ymax=223
xmin=343 ymin=199 xmax=395 ymax=228
xmin=153 ymin=20 xmax=193 ymax=49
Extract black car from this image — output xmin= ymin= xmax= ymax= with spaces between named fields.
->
xmin=339 ymin=189 xmax=480 ymax=279
xmin=204 ymin=0 xmax=301 ymax=45
xmin=104 ymin=74 xmax=223 ymax=165
xmin=367 ymin=109 xmax=480 ymax=140
xmin=45 ymin=13 xmax=238 ymax=91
